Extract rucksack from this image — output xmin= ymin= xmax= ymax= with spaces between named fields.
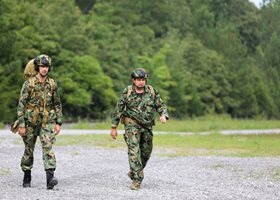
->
xmin=24 ymin=59 xmax=36 ymax=80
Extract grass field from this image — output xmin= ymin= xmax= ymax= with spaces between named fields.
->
xmin=8 ymin=115 xmax=280 ymax=157
xmin=56 ymin=133 xmax=280 ymax=157
xmin=70 ymin=115 xmax=280 ymax=132
xmin=59 ymin=115 xmax=280 ymax=157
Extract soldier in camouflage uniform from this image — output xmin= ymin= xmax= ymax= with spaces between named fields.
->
xmin=17 ymin=54 xmax=62 ymax=189
xmin=111 ymin=68 xmax=169 ymax=190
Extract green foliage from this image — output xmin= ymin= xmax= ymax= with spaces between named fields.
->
xmin=58 ymin=55 xmax=117 ymax=120
xmin=0 ymin=60 xmax=23 ymax=122
xmin=0 ymin=122 xmax=4 ymax=129
xmin=0 ymin=0 xmax=280 ymax=122
xmin=138 ymin=44 xmax=175 ymax=102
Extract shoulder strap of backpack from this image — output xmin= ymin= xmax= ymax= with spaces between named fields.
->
xmin=148 ymin=85 xmax=155 ymax=99
xmin=28 ymin=77 xmax=36 ymax=96
xmin=126 ymin=85 xmax=133 ymax=99
xmin=49 ymin=78 xmax=55 ymax=95
xmin=126 ymin=85 xmax=155 ymax=99
xmin=28 ymin=77 xmax=56 ymax=96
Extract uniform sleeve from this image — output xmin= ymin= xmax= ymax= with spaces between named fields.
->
xmin=53 ymin=81 xmax=63 ymax=125
xmin=17 ymin=81 xmax=30 ymax=128
xmin=111 ymin=88 xmax=128 ymax=128
xmin=154 ymin=88 xmax=169 ymax=119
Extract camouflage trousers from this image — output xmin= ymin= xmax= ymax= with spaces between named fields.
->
xmin=21 ymin=121 xmax=56 ymax=172
xmin=123 ymin=123 xmax=153 ymax=183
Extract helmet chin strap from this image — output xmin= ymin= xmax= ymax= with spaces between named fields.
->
xmin=39 ymin=72 xmax=48 ymax=78
xmin=135 ymin=85 xmax=145 ymax=93
xmin=36 ymin=72 xmax=48 ymax=83
xmin=136 ymin=85 xmax=144 ymax=88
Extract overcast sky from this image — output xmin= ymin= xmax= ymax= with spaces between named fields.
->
xmin=248 ymin=0 xmax=263 ymax=7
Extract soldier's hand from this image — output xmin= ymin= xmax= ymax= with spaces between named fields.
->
xmin=54 ymin=124 xmax=61 ymax=135
xmin=111 ymin=128 xmax=118 ymax=139
xmin=160 ymin=115 xmax=167 ymax=124
xmin=18 ymin=127 xmax=26 ymax=137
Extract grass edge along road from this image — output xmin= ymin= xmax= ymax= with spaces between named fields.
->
xmin=55 ymin=133 xmax=280 ymax=157
xmin=7 ymin=116 xmax=280 ymax=157
xmin=70 ymin=116 xmax=280 ymax=133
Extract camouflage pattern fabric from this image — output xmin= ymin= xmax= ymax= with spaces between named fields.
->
xmin=17 ymin=76 xmax=62 ymax=171
xmin=111 ymin=85 xmax=168 ymax=128
xmin=21 ymin=120 xmax=56 ymax=171
xmin=123 ymin=123 xmax=153 ymax=183
xmin=112 ymin=84 xmax=168 ymax=183
xmin=17 ymin=77 xmax=62 ymax=128
xmin=34 ymin=54 xmax=52 ymax=67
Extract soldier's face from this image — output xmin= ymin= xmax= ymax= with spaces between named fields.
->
xmin=39 ymin=65 xmax=49 ymax=77
xmin=133 ymin=78 xmax=146 ymax=88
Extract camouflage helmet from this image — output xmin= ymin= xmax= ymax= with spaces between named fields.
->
xmin=131 ymin=68 xmax=148 ymax=79
xmin=34 ymin=54 xmax=52 ymax=71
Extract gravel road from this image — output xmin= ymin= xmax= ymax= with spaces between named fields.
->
xmin=1 ymin=132 xmax=280 ymax=200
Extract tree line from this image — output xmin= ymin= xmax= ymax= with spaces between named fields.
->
xmin=0 ymin=0 xmax=280 ymax=123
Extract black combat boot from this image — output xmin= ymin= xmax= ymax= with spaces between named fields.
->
xmin=46 ymin=169 xmax=58 ymax=189
xmin=23 ymin=170 xmax=31 ymax=188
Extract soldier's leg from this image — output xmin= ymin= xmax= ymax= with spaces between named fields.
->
xmin=140 ymin=127 xmax=153 ymax=169
xmin=21 ymin=125 xmax=37 ymax=187
xmin=21 ymin=125 xmax=37 ymax=171
xmin=124 ymin=124 xmax=144 ymax=184
xmin=39 ymin=123 xmax=57 ymax=189
xmin=39 ymin=123 xmax=56 ymax=170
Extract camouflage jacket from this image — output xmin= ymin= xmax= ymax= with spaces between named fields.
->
xmin=111 ymin=85 xmax=169 ymax=128
xmin=17 ymin=76 xmax=62 ymax=128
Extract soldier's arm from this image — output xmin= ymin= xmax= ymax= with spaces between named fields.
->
xmin=154 ymin=88 xmax=169 ymax=120
xmin=53 ymin=81 xmax=62 ymax=126
xmin=17 ymin=81 xmax=30 ymax=128
xmin=111 ymin=88 xmax=128 ymax=128
xmin=111 ymin=127 xmax=118 ymax=139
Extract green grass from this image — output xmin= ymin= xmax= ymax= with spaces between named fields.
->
xmin=52 ymin=115 xmax=280 ymax=157
xmin=56 ymin=133 xmax=280 ymax=157
xmin=154 ymin=133 xmax=280 ymax=157
xmin=70 ymin=121 xmax=99 ymax=129
xmin=56 ymin=134 xmax=125 ymax=148
xmin=0 ymin=168 xmax=11 ymax=176
xmin=67 ymin=115 xmax=280 ymax=132
xmin=0 ymin=122 xmax=4 ymax=129
xmin=272 ymin=168 xmax=280 ymax=180
xmin=154 ymin=115 xmax=280 ymax=132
